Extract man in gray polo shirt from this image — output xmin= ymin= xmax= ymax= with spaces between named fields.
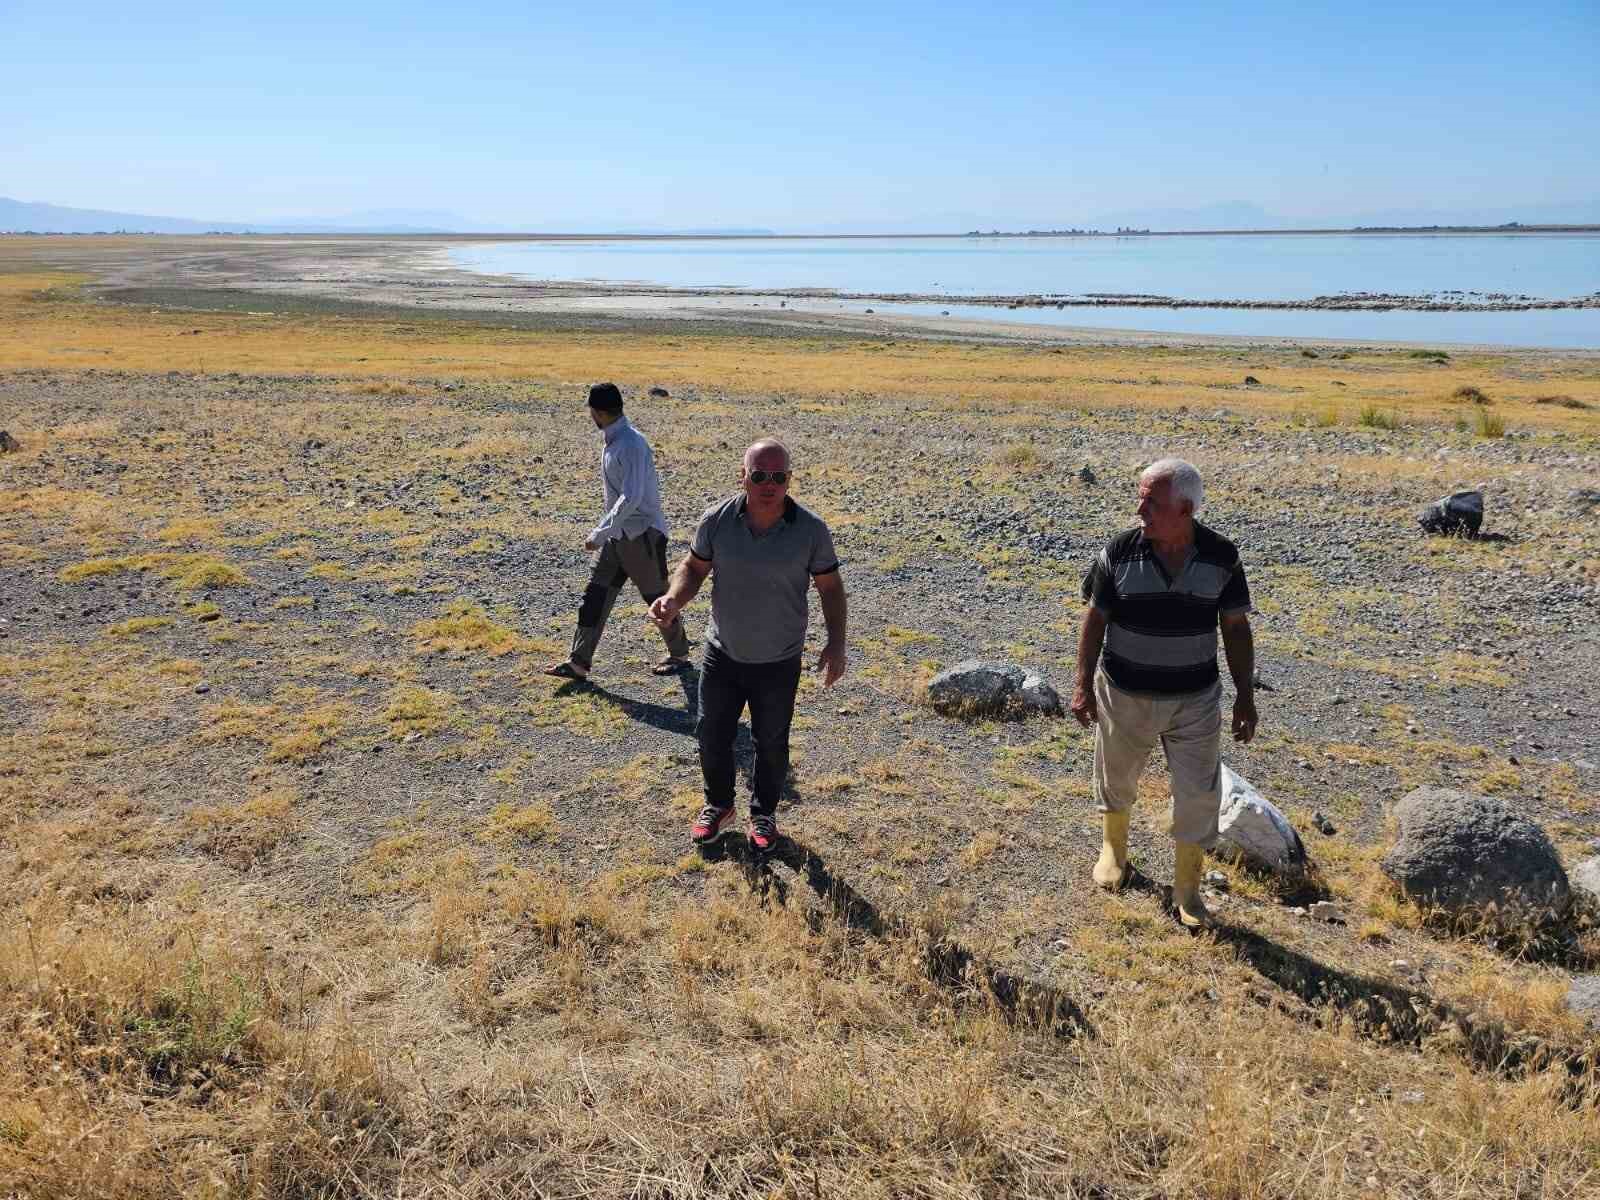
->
xmin=649 ymin=439 xmax=847 ymax=852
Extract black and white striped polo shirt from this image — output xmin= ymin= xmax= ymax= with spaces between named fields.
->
xmin=1082 ymin=523 xmax=1251 ymax=696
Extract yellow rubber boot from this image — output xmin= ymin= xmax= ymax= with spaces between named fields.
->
xmin=1092 ymin=811 xmax=1130 ymax=890
xmin=1172 ymin=842 xmax=1212 ymax=929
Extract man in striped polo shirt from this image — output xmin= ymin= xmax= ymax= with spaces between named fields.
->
xmin=1071 ymin=458 xmax=1257 ymax=928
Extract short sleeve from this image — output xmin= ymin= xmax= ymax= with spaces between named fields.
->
xmin=1082 ymin=548 xmax=1117 ymax=613
xmin=808 ymin=520 xmax=839 ymax=575
xmin=690 ymin=510 xmax=717 ymax=561
xmin=1219 ymin=557 xmax=1251 ymax=614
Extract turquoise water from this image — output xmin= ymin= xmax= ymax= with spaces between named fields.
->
xmin=447 ymin=234 xmax=1600 ymax=348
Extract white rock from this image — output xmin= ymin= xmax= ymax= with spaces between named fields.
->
xmin=1215 ymin=764 xmax=1309 ymax=876
xmin=1570 ymin=857 xmax=1600 ymax=912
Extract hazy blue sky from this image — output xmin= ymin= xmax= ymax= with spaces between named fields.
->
xmin=5 ymin=0 xmax=1597 ymax=229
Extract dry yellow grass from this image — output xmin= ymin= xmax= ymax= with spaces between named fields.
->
xmin=4 ymin=246 xmax=1600 ymax=1197
xmin=3 ymin=264 xmax=1599 ymax=430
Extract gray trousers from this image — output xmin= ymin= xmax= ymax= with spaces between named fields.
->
xmin=571 ymin=528 xmax=690 ymax=669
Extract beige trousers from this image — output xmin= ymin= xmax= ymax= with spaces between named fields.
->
xmin=1092 ymin=669 xmax=1223 ymax=848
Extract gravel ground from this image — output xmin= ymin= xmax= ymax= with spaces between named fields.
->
xmin=4 ymin=365 xmax=1598 ymax=997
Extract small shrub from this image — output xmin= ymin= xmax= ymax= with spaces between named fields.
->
xmin=1534 ymin=394 xmax=1590 ymax=410
xmin=1408 ymin=349 xmax=1450 ymax=361
xmin=1474 ymin=408 xmax=1507 ymax=438
xmin=123 ymin=956 xmax=265 ymax=1079
xmin=1358 ymin=405 xmax=1400 ymax=430
xmin=995 ymin=443 xmax=1046 ymax=473
xmin=1452 ymin=385 xmax=1491 ymax=405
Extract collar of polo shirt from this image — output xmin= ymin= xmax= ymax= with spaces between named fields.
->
xmin=735 ymin=494 xmax=799 ymax=524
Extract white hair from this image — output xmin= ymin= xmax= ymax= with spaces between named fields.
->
xmin=1141 ymin=457 xmax=1204 ymax=512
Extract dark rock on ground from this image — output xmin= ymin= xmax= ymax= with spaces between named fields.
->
xmin=1418 ymin=490 xmax=1484 ymax=536
xmin=1380 ymin=787 xmax=1569 ymax=928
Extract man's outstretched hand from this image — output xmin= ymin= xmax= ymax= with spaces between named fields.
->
xmin=816 ymin=640 xmax=847 ymax=687
xmin=1232 ymin=695 xmax=1259 ymax=743
xmin=648 ymin=595 xmax=681 ymax=631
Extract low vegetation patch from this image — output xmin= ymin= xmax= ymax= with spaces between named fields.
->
xmin=266 ymin=701 xmax=351 ymax=763
xmin=479 ymin=801 xmax=557 ymax=845
xmin=1474 ymin=407 xmax=1507 ymax=438
xmin=188 ymin=787 xmax=300 ymax=865
xmin=105 ymin=615 xmax=174 ymax=637
xmin=994 ymin=442 xmax=1047 ymax=473
xmin=411 ymin=598 xmax=527 ymax=656
xmin=60 ymin=551 xmax=251 ymax=590
xmin=384 ymin=684 xmax=454 ymax=738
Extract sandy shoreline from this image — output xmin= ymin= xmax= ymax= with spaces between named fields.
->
xmin=2 ymin=233 xmax=1597 ymax=351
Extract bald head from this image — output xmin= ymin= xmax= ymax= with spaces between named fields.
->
xmin=743 ymin=438 xmax=790 ymax=472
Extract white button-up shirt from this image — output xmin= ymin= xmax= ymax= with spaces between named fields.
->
xmin=589 ymin=416 xmax=669 ymax=545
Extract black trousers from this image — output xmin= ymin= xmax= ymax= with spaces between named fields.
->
xmin=696 ymin=644 xmax=802 ymax=817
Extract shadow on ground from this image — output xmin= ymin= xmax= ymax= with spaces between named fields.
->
xmin=697 ymin=832 xmax=1095 ymax=1041
xmin=570 ymin=673 xmax=804 ymax=807
xmin=1212 ymin=921 xmax=1598 ymax=1102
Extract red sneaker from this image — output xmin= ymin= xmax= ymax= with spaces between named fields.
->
xmin=690 ymin=804 xmax=736 ymax=846
xmin=748 ymin=814 xmax=780 ymax=854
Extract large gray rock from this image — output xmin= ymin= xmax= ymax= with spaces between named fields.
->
xmin=927 ymin=660 xmax=1061 ymax=719
xmin=1215 ymin=764 xmax=1309 ymax=876
xmin=1566 ymin=975 xmax=1600 ymax=1029
xmin=1380 ymin=788 xmax=1570 ymax=928
xmin=1018 ymin=672 xmax=1063 ymax=716
xmin=1571 ymin=857 xmax=1600 ymax=914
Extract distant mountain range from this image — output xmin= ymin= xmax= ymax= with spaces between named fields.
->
xmin=3 ymin=194 xmax=1595 ymax=236
xmin=809 ymin=201 xmax=1600 ymax=234
xmin=0 ymin=197 xmax=775 ymax=236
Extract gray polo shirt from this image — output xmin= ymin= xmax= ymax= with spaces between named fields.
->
xmin=690 ymin=494 xmax=839 ymax=664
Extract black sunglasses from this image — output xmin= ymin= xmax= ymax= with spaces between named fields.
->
xmin=746 ymin=470 xmax=790 ymax=485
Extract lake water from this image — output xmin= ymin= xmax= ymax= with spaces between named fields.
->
xmin=447 ymin=234 xmax=1600 ymax=348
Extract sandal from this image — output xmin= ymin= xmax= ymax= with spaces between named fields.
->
xmin=651 ymin=656 xmax=692 ymax=676
xmin=543 ymin=661 xmax=589 ymax=680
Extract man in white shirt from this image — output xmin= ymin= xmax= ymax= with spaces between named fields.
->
xmin=544 ymin=383 xmax=691 ymax=680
